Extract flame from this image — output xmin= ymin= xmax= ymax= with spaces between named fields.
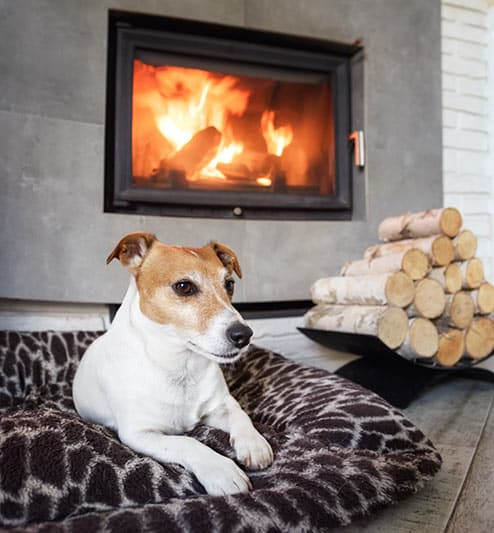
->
xmin=256 ymin=177 xmax=272 ymax=187
xmin=261 ymin=110 xmax=293 ymax=157
xmin=202 ymin=142 xmax=244 ymax=179
xmin=134 ymin=61 xmax=249 ymax=150
xmin=132 ymin=60 xmax=296 ymax=182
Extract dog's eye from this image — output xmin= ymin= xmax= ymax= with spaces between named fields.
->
xmin=172 ymin=280 xmax=198 ymax=297
xmin=225 ymin=279 xmax=235 ymax=296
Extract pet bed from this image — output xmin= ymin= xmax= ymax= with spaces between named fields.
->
xmin=0 ymin=331 xmax=441 ymax=531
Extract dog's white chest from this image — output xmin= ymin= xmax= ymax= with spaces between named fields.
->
xmin=136 ymin=356 xmax=225 ymax=434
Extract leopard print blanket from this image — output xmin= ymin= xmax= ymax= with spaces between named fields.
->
xmin=0 ymin=331 xmax=442 ymax=531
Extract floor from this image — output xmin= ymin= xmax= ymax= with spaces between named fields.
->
xmin=250 ymin=316 xmax=494 ymax=533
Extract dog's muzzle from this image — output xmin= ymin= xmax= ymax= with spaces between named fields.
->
xmin=226 ymin=322 xmax=253 ymax=349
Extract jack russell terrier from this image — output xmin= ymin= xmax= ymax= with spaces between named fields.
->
xmin=73 ymin=232 xmax=273 ymax=496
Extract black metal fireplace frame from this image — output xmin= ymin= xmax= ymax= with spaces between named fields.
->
xmin=105 ymin=10 xmax=361 ymax=220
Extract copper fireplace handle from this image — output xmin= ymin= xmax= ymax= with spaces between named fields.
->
xmin=349 ymin=130 xmax=365 ymax=168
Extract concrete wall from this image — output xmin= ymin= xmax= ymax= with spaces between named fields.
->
xmin=441 ymin=0 xmax=494 ymax=280
xmin=0 ymin=0 xmax=442 ymax=304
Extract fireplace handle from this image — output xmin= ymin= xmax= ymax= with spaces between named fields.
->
xmin=349 ymin=130 xmax=365 ymax=168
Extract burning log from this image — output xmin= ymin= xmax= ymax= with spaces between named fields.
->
xmin=378 ymin=207 xmax=462 ymax=241
xmin=398 ymin=318 xmax=439 ymax=359
xmin=236 ymin=150 xmax=274 ymax=175
xmin=160 ymin=126 xmax=222 ymax=181
xmin=216 ymin=162 xmax=251 ymax=181
xmin=341 ymin=248 xmax=430 ymax=280
xmin=364 ymin=235 xmax=454 ymax=267
xmin=406 ymin=279 xmax=446 ymax=319
xmin=465 ymin=317 xmax=494 ymax=359
xmin=436 ymin=328 xmax=465 ymax=367
xmin=471 ymin=282 xmax=494 ymax=315
xmin=311 ymin=272 xmax=415 ymax=308
xmin=304 ymin=304 xmax=408 ymax=350
xmin=438 ymin=291 xmax=475 ymax=329
xmin=459 ymin=258 xmax=484 ymax=289
xmin=454 ymin=230 xmax=477 ymax=261
xmin=428 ymin=264 xmax=463 ymax=294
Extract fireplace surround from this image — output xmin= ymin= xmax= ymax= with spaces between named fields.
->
xmin=105 ymin=11 xmax=360 ymax=219
xmin=0 ymin=0 xmax=442 ymax=305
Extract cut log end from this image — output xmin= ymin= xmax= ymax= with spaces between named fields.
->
xmin=401 ymin=249 xmax=430 ymax=280
xmin=409 ymin=318 xmax=439 ymax=358
xmin=428 ymin=264 xmax=462 ymax=294
xmin=413 ymin=278 xmax=446 ymax=319
xmin=464 ymin=258 xmax=484 ymax=289
xmin=475 ymin=282 xmax=494 ymax=315
xmin=436 ymin=329 xmax=465 ymax=367
xmin=445 ymin=263 xmax=463 ymax=293
xmin=378 ymin=207 xmax=462 ymax=241
xmin=439 ymin=207 xmax=463 ymax=238
xmin=448 ymin=292 xmax=475 ymax=329
xmin=385 ymin=272 xmax=415 ymax=307
xmin=431 ymin=235 xmax=455 ymax=266
xmin=454 ymin=230 xmax=478 ymax=261
xmin=377 ymin=307 xmax=409 ymax=349
xmin=465 ymin=318 xmax=494 ymax=359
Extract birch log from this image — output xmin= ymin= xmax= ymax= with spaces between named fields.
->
xmin=465 ymin=317 xmax=494 ymax=359
xmin=436 ymin=328 xmax=465 ymax=367
xmin=397 ymin=318 xmax=438 ymax=359
xmin=341 ymin=248 xmax=430 ymax=280
xmin=471 ymin=282 xmax=494 ymax=315
xmin=378 ymin=207 xmax=462 ymax=241
xmin=311 ymin=272 xmax=415 ymax=308
xmin=438 ymin=292 xmax=475 ymax=329
xmin=428 ymin=264 xmax=463 ymax=294
xmin=459 ymin=258 xmax=484 ymax=289
xmin=454 ymin=230 xmax=478 ymax=261
xmin=406 ymin=279 xmax=446 ymax=319
xmin=303 ymin=304 xmax=408 ymax=349
xmin=364 ymin=235 xmax=454 ymax=266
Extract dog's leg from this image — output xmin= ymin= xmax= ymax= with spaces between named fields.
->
xmin=118 ymin=428 xmax=252 ymax=495
xmin=203 ymin=395 xmax=273 ymax=470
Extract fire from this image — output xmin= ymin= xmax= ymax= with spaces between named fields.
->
xmin=132 ymin=60 xmax=294 ymax=183
xmin=261 ymin=110 xmax=293 ymax=157
xmin=256 ymin=177 xmax=272 ymax=187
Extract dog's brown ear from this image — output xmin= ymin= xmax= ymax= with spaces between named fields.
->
xmin=210 ymin=242 xmax=242 ymax=278
xmin=106 ymin=232 xmax=156 ymax=273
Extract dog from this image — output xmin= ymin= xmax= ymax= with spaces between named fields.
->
xmin=73 ymin=232 xmax=273 ymax=495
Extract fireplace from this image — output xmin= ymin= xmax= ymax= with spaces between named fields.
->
xmin=105 ymin=11 xmax=361 ymax=220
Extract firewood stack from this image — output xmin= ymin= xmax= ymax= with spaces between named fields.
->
xmin=304 ymin=208 xmax=494 ymax=367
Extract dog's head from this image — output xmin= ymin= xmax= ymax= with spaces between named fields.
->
xmin=107 ymin=232 xmax=252 ymax=363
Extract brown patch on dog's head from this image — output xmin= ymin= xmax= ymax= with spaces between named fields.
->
xmin=106 ymin=232 xmax=156 ymax=274
xmin=138 ymin=242 xmax=240 ymax=333
xmin=109 ymin=235 xmax=243 ymax=336
xmin=210 ymin=241 xmax=242 ymax=278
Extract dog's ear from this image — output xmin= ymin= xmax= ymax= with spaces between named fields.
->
xmin=106 ymin=232 xmax=156 ymax=273
xmin=210 ymin=242 xmax=242 ymax=278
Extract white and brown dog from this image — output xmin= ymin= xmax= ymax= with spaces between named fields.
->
xmin=73 ymin=232 xmax=273 ymax=495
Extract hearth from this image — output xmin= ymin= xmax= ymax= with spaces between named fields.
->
xmin=105 ymin=11 xmax=361 ymax=220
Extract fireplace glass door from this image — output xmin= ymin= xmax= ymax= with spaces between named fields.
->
xmin=106 ymin=11 xmax=359 ymax=219
xmin=132 ymin=57 xmax=334 ymax=196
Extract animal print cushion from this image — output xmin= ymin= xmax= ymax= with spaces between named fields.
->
xmin=0 ymin=331 xmax=442 ymax=531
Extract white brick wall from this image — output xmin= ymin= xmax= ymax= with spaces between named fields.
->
xmin=442 ymin=0 xmax=494 ymax=280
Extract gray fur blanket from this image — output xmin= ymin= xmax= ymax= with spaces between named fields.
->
xmin=0 ymin=331 xmax=441 ymax=531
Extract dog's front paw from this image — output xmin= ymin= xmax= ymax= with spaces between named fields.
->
xmin=194 ymin=454 xmax=252 ymax=496
xmin=231 ymin=429 xmax=273 ymax=470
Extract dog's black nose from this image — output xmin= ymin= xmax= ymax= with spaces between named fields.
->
xmin=226 ymin=322 xmax=253 ymax=349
